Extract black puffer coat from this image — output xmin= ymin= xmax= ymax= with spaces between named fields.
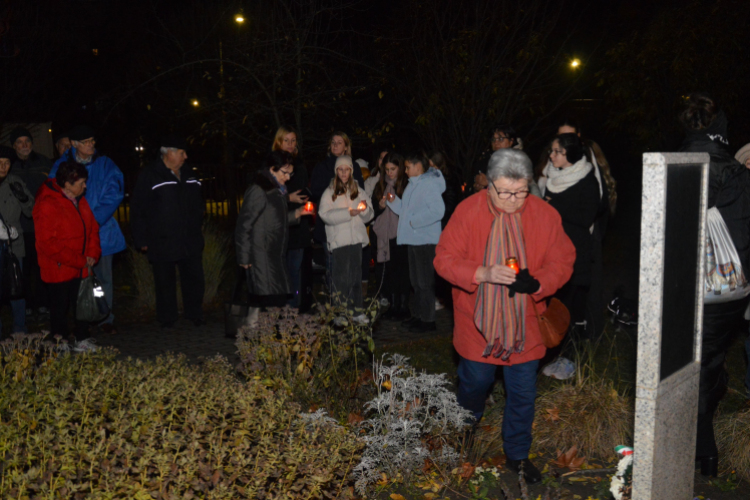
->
xmin=130 ymin=159 xmax=205 ymax=263
xmin=680 ymin=111 xmax=750 ymax=272
xmin=235 ymin=170 xmax=299 ymax=296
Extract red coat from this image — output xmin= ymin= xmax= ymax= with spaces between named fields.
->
xmin=434 ymin=192 xmax=575 ymax=365
xmin=33 ymin=180 xmax=101 ymax=283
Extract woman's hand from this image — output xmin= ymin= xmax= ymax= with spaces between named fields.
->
xmin=474 ymin=264 xmax=517 ymax=285
xmin=86 ymin=257 xmax=96 ymax=267
xmin=288 ymin=190 xmax=308 ymax=204
xmin=240 ymin=264 xmax=251 ymax=269
xmin=379 ymin=197 xmax=386 ymax=209
xmin=349 ymin=207 xmax=364 ymax=217
xmin=295 ymin=204 xmax=315 ymax=218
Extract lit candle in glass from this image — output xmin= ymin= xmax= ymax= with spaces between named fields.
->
xmin=357 ymin=200 xmax=367 ymax=210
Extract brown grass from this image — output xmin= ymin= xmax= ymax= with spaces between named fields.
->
xmin=716 ymin=407 xmax=750 ymax=481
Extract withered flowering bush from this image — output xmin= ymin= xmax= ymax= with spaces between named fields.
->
xmin=236 ymin=302 xmax=378 ymax=420
xmin=0 ymin=334 xmax=362 ymax=499
xmin=352 ymin=354 xmax=473 ymax=495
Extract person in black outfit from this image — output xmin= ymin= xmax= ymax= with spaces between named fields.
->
xmin=271 ymin=126 xmax=312 ymax=311
xmin=130 ymin=135 xmax=206 ymax=328
xmin=539 ymin=133 xmax=600 ymax=337
xmin=9 ymin=127 xmax=51 ymax=316
xmin=679 ymin=93 xmax=750 ymax=477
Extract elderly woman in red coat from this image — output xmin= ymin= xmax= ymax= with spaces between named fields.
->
xmin=434 ymin=148 xmax=575 ymax=484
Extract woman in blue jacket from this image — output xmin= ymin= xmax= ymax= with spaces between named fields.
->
xmin=387 ymin=153 xmax=445 ymax=332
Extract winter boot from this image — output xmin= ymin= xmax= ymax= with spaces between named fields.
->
xmin=383 ymin=294 xmax=399 ymax=320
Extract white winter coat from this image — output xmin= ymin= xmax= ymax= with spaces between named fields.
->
xmin=319 ymin=185 xmax=374 ymax=252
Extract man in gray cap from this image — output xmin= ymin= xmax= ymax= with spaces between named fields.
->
xmin=9 ymin=126 xmax=52 ymax=317
xmin=49 ymin=125 xmax=126 ymax=335
xmin=130 ymin=135 xmax=205 ymax=328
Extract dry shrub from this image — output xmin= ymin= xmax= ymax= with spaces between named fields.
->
xmin=0 ymin=334 xmax=361 ymax=499
xmin=716 ymin=408 xmax=750 ymax=481
xmin=473 ymin=377 xmax=633 ymax=461
xmin=126 ymin=221 xmax=230 ymax=313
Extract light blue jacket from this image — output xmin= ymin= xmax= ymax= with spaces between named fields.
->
xmin=49 ymin=148 xmax=126 ymax=256
xmin=388 ymin=167 xmax=446 ymax=245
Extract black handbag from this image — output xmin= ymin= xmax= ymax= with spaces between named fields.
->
xmin=76 ymin=266 xmax=110 ymax=322
xmin=224 ymin=266 xmax=249 ymax=338
xmin=2 ymin=243 xmax=24 ymax=300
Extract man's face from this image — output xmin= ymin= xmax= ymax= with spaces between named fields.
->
xmin=56 ymin=137 xmax=72 ymax=157
xmin=73 ymin=137 xmax=96 ymax=157
xmin=405 ymin=161 xmax=424 ymax=178
xmin=13 ymin=136 xmax=32 ymax=159
xmin=164 ymin=149 xmax=188 ymax=169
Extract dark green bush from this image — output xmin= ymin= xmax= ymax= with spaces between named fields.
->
xmin=0 ymin=335 xmax=361 ymax=499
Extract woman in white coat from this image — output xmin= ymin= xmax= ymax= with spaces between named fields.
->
xmin=319 ymin=155 xmax=373 ymax=322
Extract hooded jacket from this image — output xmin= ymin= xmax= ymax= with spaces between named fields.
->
xmin=0 ymin=174 xmax=34 ymax=257
xmin=319 ymin=180 xmax=373 ymax=252
xmin=235 ymin=170 xmax=299 ymax=296
xmin=33 ymin=180 xmax=101 ymax=283
xmin=387 ymin=167 xmax=446 ymax=246
xmin=50 ymin=148 xmax=126 ymax=257
xmin=680 ymin=111 xmax=750 ymax=272
xmin=310 ymin=154 xmax=365 ymax=244
xmin=130 ymin=158 xmax=205 ymax=263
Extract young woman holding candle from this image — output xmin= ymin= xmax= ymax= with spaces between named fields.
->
xmin=319 ymin=155 xmax=373 ymax=322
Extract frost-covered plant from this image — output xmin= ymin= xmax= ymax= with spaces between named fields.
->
xmin=353 ymin=354 xmax=473 ymax=494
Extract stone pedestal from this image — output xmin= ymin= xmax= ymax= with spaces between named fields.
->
xmin=632 ymin=152 xmax=709 ymax=500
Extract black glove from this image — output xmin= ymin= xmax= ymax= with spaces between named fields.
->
xmin=508 ymin=268 xmax=540 ymax=297
xmin=9 ymin=182 xmax=28 ymax=203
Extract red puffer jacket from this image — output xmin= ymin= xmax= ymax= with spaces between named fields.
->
xmin=33 ymin=180 xmax=101 ymax=283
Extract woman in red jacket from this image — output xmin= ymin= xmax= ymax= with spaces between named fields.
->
xmin=434 ymin=148 xmax=575 ymax=484
xmin=33 ymin=160 xmax=101 ymax=351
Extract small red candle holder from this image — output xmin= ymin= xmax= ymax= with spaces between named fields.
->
xmin=386 ymin=193 xmax=395 ymax=202
xmin=304 ymin=201 xmax=314 ymax=212
xmin=357 ymin=201 xmax=367 ymax=210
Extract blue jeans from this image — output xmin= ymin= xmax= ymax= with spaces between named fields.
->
xmin=93 ymin=254 xmax=114 ymax=324
xmin=0 ymin=252 xmax=26 ymax=336
xmin=286 ymin=248 xmax=304 ymax=308
xmin=457 ymin=356 xmax=539 ymax=460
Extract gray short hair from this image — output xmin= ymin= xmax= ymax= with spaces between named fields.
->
xmin=160 ymin=147 xmax=178 ymax=156
xmin=486 ymin=149 xmax=533 ymax=182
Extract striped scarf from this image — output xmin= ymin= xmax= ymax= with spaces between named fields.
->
xmin=474 ymin=196 xmax=527 ymax=360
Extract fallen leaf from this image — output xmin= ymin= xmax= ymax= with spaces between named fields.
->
xmin=377 ymin=473 xmax=388 ymax=486
xmin=545 ymin=407 xmax=561 ymax=422
xmin=347 ymin=412 xmax=364 ymax=424
xmin=390 ymin=494 xmax=406 ymax=500
xmin=459 ymin=462 xmax=475 ymax=479
xmin=382 ymin=380 xmax=392 ymax=390
xmin=554 ymin=446 xmax=586 ymax=470
xmin=486 ymin=455 xmax=506 ymax=467
xmin=424 ymin=494 xmax=436 ymax=500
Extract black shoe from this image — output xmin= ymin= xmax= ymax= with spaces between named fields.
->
xmin=409 ymin=321 xmax=437 ymax=333
xmin=402 ymin=316 xmax=420 ymax=327
xmin=191 ymin=318 xmax=206 ymax=327
xmin=697 ymin=455 xmax=718 ymax=477
xmin=505 ymin=458 xmax=542 ymax=485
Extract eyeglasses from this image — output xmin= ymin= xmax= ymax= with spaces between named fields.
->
xmin=76 ymin=138 xmax=96 ymax=147
xmin=550 ymin=149 xmax=565 ymax=156
xmin=491 ymin=183 xmax=529 ymax=200
xmin=491 ymin=136 xmax=510 ymax=143
xmin=279 ymin=169 xmax=294 ymax=178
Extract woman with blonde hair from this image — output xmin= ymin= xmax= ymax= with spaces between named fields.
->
xmin=319 ymin=155 xmax=373 ymax=323
xmin=271 ymin=125 xmax=311 ymax=310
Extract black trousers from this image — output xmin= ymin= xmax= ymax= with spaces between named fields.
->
xmin=407 ymin=244 xmax=436 ymax=322
xmin=382 ymin=238 xmax=410 ymax=296
xmin=696 ymin=298 xmax=749 ymax=457
xmin=48 ymin=278 xmax=89 ymax=340
xmin=23 ymin=232 xmax=48 ymax=309
xmin=151 ymin=254 xmax=205 ymax=325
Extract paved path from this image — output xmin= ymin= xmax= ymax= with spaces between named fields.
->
xmin=91 ymin=308 xmax=454 ymax=366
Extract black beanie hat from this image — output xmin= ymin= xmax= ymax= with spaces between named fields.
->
xmin=9 ymin=127 xmax=32 ymax=146
xmin=0 ymin=146 xmax=15 ymax=161
xmin=160 ymin=134 xmax=188 ymax=151
xmin=69 ymin=125 xmax=96 ymax=142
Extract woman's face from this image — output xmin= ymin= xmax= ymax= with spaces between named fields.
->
xmin=330 ymin=136 xmax=346 ymax=157
xmin=385 ymin=162 xmax=399 ymax=181
xmin=271 ymin=164 xmax=294 ymax=186
xmin=488 ymin=177 xmax=529 ymax=214
xmin=550 ymin=140 xmax=572 ymax=169
xmin=378 ymin=150 xmax=388 ymax=167
xmin=281 ymin=133 xmax=297 ymax=154
xmin=0 ymin=158 xmax=10 ymax=179
xmin=336 ymin=165 xmax=351 ymax=184
xmin=491 ymin=131 xmax=513 ymax=151
xmin=65 ymin=178 xmax=87 ymax=198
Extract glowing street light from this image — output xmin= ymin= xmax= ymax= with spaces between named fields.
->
xmin=570 ymin=58 xmax=581 ymax=69
xmin=191 ymin=100 xmax=200 ymax=107
xmin=235 ymin=14 xmax=245 ymax=24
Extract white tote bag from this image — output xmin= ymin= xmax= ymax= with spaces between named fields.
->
xmin=704 ymin=207 xmax=750 ymax=304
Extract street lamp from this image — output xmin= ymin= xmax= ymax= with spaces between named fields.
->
xmin=235 ymin=14 xmax=244 ymax=24
xmin=570 ymin=58 xmax=581 ymax=69
xmin=191 ymin=100 xmax=200 ymax=107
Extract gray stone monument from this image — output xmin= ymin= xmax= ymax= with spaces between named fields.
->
xmin=632 ymin=152 xmax=710 ymax=500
